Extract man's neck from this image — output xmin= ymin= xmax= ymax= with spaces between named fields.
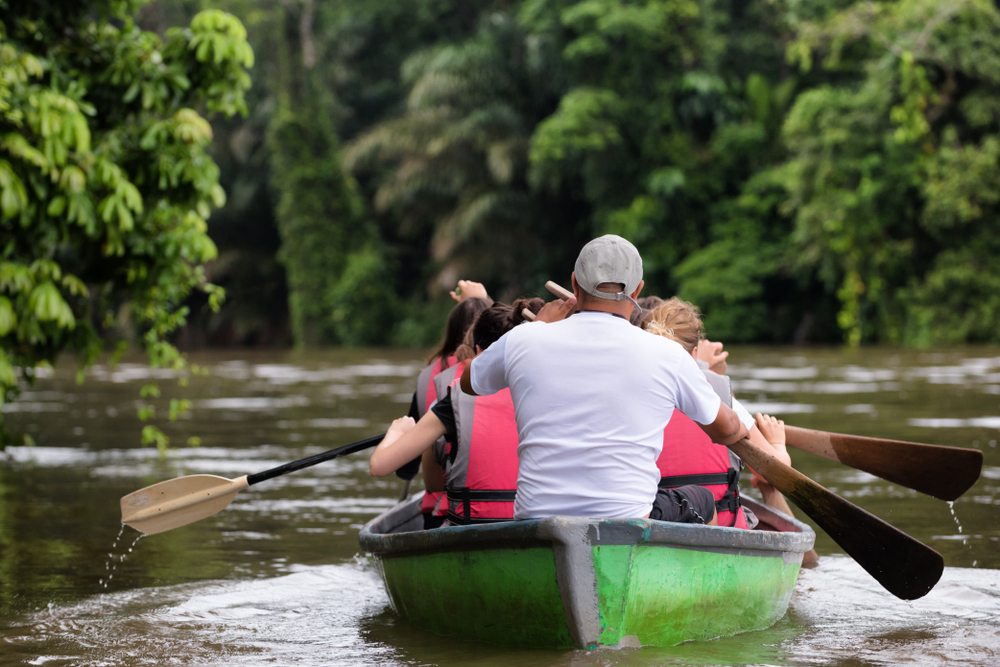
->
xmin=578 ymin=298 xmax=633 ymax=320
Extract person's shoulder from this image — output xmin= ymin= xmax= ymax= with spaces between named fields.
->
xmin=629 ymin=326 xmax=686 ymax=353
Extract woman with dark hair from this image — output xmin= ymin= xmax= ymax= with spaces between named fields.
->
xmin=371 ymin=298 xmax=543 ymax=527
xmin=403 ymin=283 xmax=492 ymax=526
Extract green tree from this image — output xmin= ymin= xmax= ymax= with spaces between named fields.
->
xmin=777 ymin=0 xmax=1000 ymax=344
xmin=0 ymin=0 xmax=252 ymax=443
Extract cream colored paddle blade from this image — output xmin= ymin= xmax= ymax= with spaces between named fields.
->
xmin=120 ymin=474 xmax=250 ymax=535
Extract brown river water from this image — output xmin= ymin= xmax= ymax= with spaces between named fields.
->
xmin=0 ymin=347 xmax=998 ymax=666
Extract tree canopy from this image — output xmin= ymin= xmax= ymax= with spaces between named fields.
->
xmin=5 ymin=0 xmax=1000 ymax=429
xmin=169 ymin=0 xmax=1000 ymax=350
xmin=0 ymin=0 xmax=252 ymax=443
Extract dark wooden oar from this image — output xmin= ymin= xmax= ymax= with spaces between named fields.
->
xmin=728 ymin=436 xmax=943 ymax=600
xmin=785 ymin=426 xmax=982 ymax=502
xmin=121 ymin=434 xmax=385 ymax=535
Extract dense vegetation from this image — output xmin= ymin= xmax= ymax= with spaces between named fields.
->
xmin=0 ymin=0 xmax=252 ymax=442
xmin=5 ymin=0 xmax=1000 ymax=413
xmin=149 ymin=0 xmax=1000 ymax=350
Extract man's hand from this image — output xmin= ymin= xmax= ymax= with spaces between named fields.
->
xmin=535 ymin=295 xmax=577 ymax=323
xmin=696 ymin=339 xmax=728 ymax=374
xmin=450 ymin=280 xmax=490 ymax=303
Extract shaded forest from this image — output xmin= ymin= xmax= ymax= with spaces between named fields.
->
xmin=13 ymin=0 xmax=1000 ymax=352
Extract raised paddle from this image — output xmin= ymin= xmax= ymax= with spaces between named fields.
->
xmin=728 ymin=436 xmax=943 ymax=600
xmin=120 ymin=434 xmax=385 ymax=535
xmin=785 ymin=426 xmax=982 ymax=502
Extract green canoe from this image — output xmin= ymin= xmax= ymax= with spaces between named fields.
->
xmin=359 ymin=494 xmax=816 ymax=649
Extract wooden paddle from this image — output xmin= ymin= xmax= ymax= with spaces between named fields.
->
xmin=728 ymin=436 xmax=943 ymax=600
xmin=785 ymin=426 xmax=982 ymax=502
xmin=120 ymin=434 xmax=385 ymax=535
xmin=545 ymin=280 xmax=574 ymax=301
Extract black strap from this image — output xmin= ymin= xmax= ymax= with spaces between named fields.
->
xmin=445 ymin=487 xmax=517 ymax=524
xmin=446 ymin=489 xmax=518 ymax=503
xmin=658 ymin=472 xmax=731 ymax=488
xmin=660 ymin=469 xmax=742 ymax=527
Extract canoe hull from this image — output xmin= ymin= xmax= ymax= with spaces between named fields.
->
xmin=360 ymin=495 xmax=814 ymax=649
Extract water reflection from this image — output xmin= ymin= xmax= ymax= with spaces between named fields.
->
xmin=1 ymin=347 xmax=999 ymax=665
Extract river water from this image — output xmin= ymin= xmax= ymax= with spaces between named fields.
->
xmin=0 ymin=347 xmax=998 ymax=666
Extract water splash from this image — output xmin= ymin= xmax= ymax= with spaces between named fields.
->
xmin=99 ymin=527 xmax=143 ymax=588
xmin=946 ymin=501 xmax=976 ymax=562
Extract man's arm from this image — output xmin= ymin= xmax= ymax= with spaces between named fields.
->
xmin=460 ymin=362 xmax=477 ymax=396
xmin=699 ymin=402 xmax=749 ymax=445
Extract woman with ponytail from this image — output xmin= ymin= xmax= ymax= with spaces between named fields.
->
xmin=371 ymin=299 xmax=543 ymax=527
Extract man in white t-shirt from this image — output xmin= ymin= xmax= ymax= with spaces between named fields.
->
xmin=460 ymin=235 xmax=749 ymax=521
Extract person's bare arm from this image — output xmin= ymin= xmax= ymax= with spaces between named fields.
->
xmin=699 ymin=402 xmax=749 ymax=445
xmin=460 ymin=363 xmax=477 ymax=396
xmin=369 ymin=411 xmax=447 ymax=477
xmin=421 ymin=447 xmax=445 ymax=492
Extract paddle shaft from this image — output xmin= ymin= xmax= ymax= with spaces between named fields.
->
xmin=121 ymin=433 xmax=386 ymax=535
xmin=247 ymin=434 xmax=385 ymax=486
xmin=727 ymin=436 xmax=943 ymax=600
xmin=784 ymin=425 xmax=982 ymax=502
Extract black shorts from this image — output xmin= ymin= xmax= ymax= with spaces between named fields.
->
xmin=649 ymin=485 xmax=715 ymax=524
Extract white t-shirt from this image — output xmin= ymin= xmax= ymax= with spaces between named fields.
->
xmin=470 ymin=311 xmax=725 ymax=519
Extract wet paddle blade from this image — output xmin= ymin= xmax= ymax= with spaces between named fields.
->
xmin=121 ymin=474 xmax=250 ymax=535
xmin=729 ymin=438 xmax=944 ymax=600
xmin=785 ymin=426 xmax=983 ymax=502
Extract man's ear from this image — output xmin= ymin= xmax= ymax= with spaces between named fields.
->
xmin=630 ymin=279 xmax=644 ymax=300
xmin=571 ymin=272 xmax=583 ymax=302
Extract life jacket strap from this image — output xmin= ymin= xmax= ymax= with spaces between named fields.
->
xmin=658 ymin=472 xmax=730 ymax=488
xmin=446 ymin=487 xmax=517 ymax=525
xmin=659 ymin=468 xmax=742 ymax=527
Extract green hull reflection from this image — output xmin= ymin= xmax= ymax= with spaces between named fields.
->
xmin=359 ymin=494 xmax=815 ymax=649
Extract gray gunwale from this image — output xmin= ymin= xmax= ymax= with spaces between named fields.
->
xmin=359 ymin=494 xmax=815 ymax=558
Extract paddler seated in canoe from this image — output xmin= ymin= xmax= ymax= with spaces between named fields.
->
xmin=369 ymin=298 xmax=544 ymax=526
xmin=400 ymin=286 xmax=491 ymax=527
xmin=460 ymin=234 xmax=750 ymax=524
xmin=642 ymin=297 xmax=791 ymax=528
xmin=642 ymin=297 xmax=820 ymax=561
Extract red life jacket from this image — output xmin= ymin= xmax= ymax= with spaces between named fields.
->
xmin=415 ymin=355 xmax=457 ymax=415
xmin=415 ymin=356 xmax=457 ymax=516
xmin=658 ymin=411 xmax=747 ymax=529
xmin=444 ymin=377 xmax=519 ymax=525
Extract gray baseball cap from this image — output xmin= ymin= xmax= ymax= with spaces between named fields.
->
xmin=574 ymin=234 xmax=643 ymax=301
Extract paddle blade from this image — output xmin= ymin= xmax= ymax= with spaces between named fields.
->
xmin=785 ymin=426 xmax=983 ymax=502
xmin=121 ymin=474 xmax=250 ymax=535
xmin=730 ymin=438 xmax=944 ymax=600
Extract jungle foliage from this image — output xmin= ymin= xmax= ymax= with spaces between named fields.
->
xmin=157 ymin=0 xmax=1000 ymax=350
xmin=0 ymin=0 xmax=252 ymax=442
xmin=6 ymin=0 xmax=1000 ymax=395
